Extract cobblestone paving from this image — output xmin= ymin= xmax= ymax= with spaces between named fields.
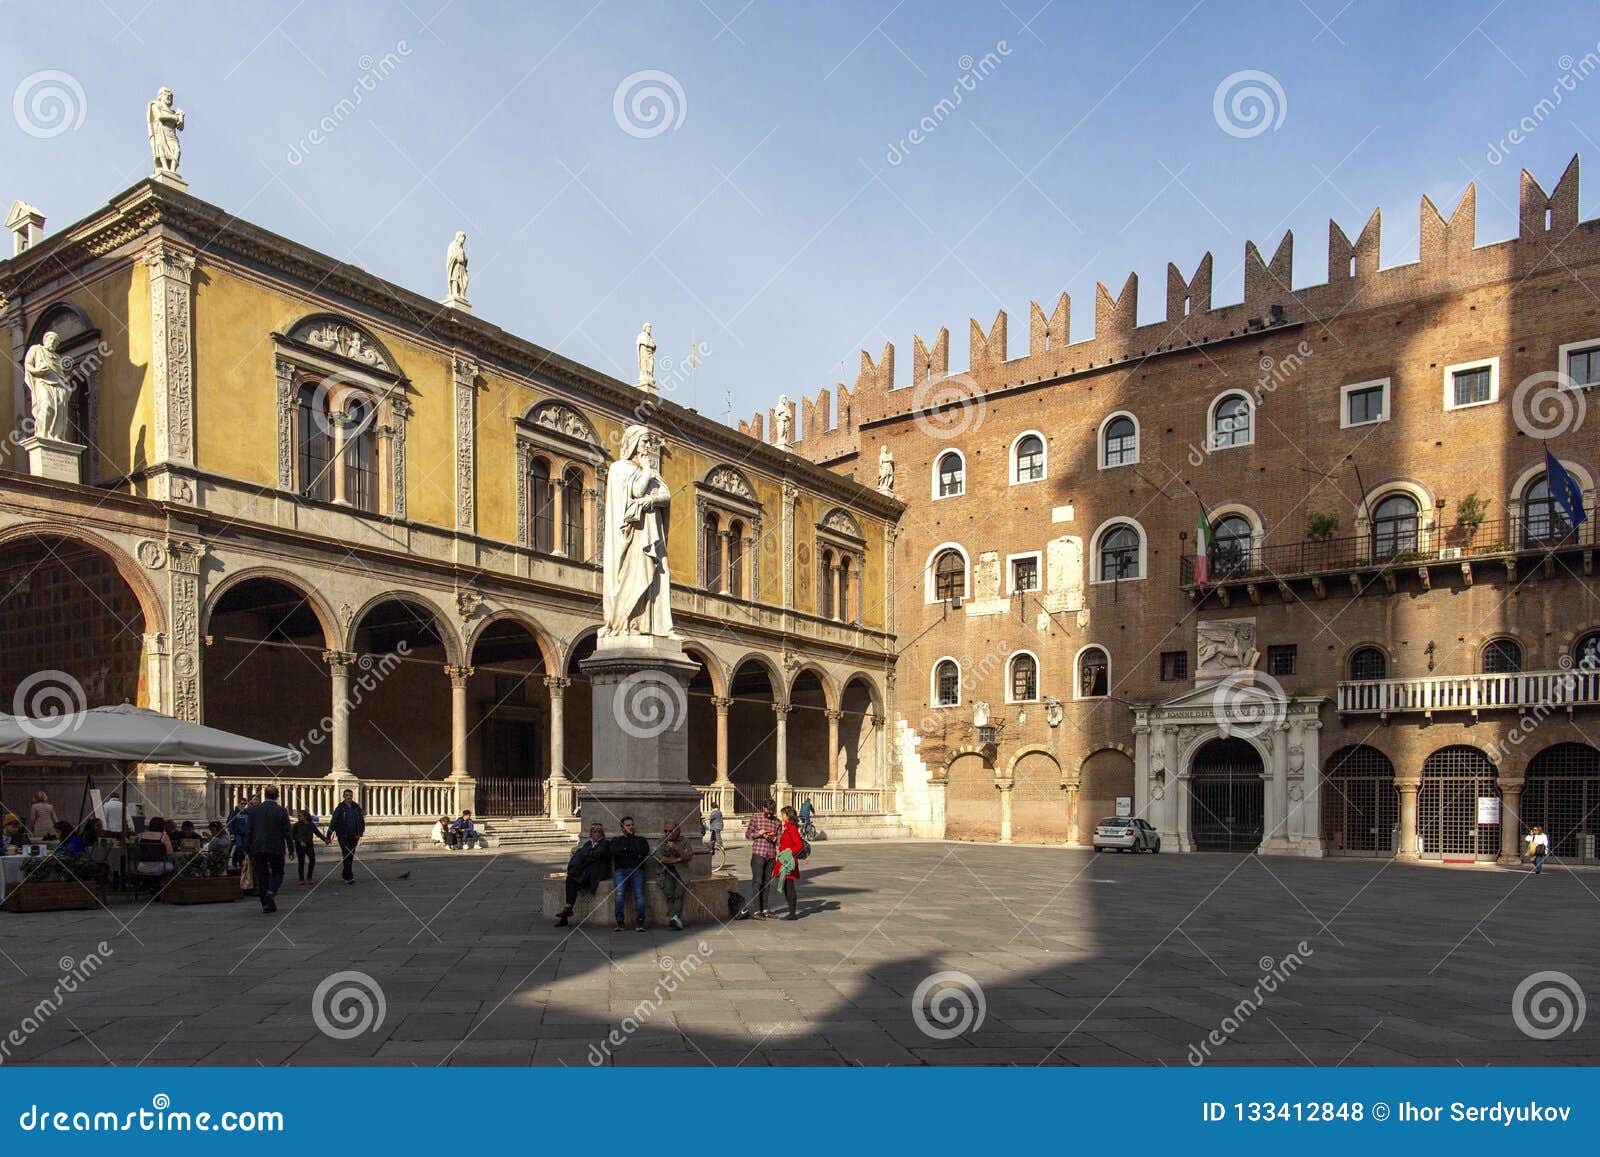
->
xmin=0 ymin=842 xmax=1590 ymax=1066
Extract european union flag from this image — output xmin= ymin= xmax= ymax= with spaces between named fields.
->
xmin=1546 ymin=447 xmax=1588 ymax=528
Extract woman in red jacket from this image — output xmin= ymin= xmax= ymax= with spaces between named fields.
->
xmin=772 ymin=805 xmax=804 ymax=920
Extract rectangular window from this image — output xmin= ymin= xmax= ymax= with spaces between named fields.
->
xmin=1267 ymin=644 xmax=1297 ymax=677
xmin=1011 ymin=555 xmax=1039 ymax=593
xmin=1443 ymin=358 xmax=1499 ymax=410
xmin=1568 ymin=345 xmax=1600 ymax=388
xmin=1342 ymin=381 xmax=1387 ymax=426
xmin=1160 ymin=651 xmax=1189 ymax=682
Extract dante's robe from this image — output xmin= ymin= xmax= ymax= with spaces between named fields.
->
xmin=601 ymin=458 xmax=674 ymax=637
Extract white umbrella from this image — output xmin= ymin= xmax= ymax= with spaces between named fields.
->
xmin=0 ymin=704 xmax=300 ymax=766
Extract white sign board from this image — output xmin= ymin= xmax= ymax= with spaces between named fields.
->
xmin=1477 ymin=796 xmax=1501 ymax=825
xmin=1115 ymin=796 xmax=1133 ymax=817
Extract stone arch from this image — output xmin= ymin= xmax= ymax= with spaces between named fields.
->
xmin=679 ymin=641 xmax=728 ymax=699
xmin=837 ymin=673 xmax=884 ymax=789
xmin=728 ymin=650 xmax=785 ymax=695
xmin=787 ymin=663 xmax=838 ymax=712
xmin=285 ymin=311 xmax=405 ymax=376
xmin=1320 ymin=743 xmax=1398 ymax=856
xmin=945 ymin=750 xmax=999 ymax=841
xmin=1078 ymin=746 xmax=1135 ymax=844
xmin=0 ymin=522 xmax=166 ymax=636
xmin=466 ymin=609 xmax=560 ymax=675
xmin=201 ymin=565 xmax=336 ymax=648
xmin=344 ymin=590 xmax=462 ymax=664
xmin=1010 ymin=745 xmax=1067 ymax=843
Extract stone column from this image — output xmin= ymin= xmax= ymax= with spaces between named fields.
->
xmin=869 ymin=713 xmax=886 ymax=791
xmin=825 ymin=709 xmax=843 ymax=788
xmin=1397 ymin=782 xmax=1421 ymax=860
xmin=712 ymin=696 xmax=732 ymax=787
xmin=1499 ymin=781 xmax=1524 ymax=864
xmin=323 ymin=650 xmax=356 ymax=777
xmin=142 ymin=240 xmax=197 ymax=502
xmin=998 ymin=778 xmax=1014 ymax=844
xmin=1175 ymin=775 xmax=1193 ymax=852
xmin=445 ymin=665 xmax=474 ymax=781
xmin=550 ymin=461 xmax=567 ymax=557
xmin=142 ymin=632 xmax=170 ymax=716
xmin=772 ymin=701 xmax=791 ymax=807
xmin=781 ymin=483 xmax=797 ymax=611
xmin=165 ymin=540 xmax=205 ymax=723
xmin=1063 ymin=781 xmax=1081 ymax=846
xmin=1263 ymin=723 xmax=1291 ymax=854
xmin=546 ymin=676 xmax=572 ymax=817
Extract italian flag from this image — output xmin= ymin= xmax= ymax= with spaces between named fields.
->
xmin=1193 ymin=505 xmax=1213 ymax=586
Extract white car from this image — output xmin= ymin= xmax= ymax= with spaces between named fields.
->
xmin=1093 ymin=816 xmax=1161 ymax=853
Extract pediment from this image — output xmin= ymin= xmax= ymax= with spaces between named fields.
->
xmin=524 ymin=400 xmax=600 ymax=448
xmin=286 ymin=314 xmax=396 ymax=374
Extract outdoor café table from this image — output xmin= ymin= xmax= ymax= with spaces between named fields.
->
xmin=0 ymin=848 xmax=48 ymax=894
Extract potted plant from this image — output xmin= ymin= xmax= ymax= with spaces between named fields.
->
xmin=3 ymin=854 xmax=101 ymax=913
xmin=1453 ymin=492 xmax=1491 ymax=552
xmin=1306 ymin=512 xmax=1340 ymax=570
xmin=163 ymin=846 xmax=240 ymax=905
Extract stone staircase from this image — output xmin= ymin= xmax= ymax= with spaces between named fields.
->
xmin=356 ymin=816 xmax=577 ymax=855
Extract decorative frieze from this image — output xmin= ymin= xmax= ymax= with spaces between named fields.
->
xmin=142 ymin=241 xmax=196 ymax=470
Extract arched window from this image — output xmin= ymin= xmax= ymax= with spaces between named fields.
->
xmin=1102 ymin=414 xmax=1138 ymax=467
xmin=341 ymin=394 xmax=377 ymax=513
xmin=561 ymin=466 xmax=586 ymax=559
xmin=934 ymin=659 xmax=961 ymax=707
xmin=528 ymin=457 xmax=554 ymax=553
xmin=1349 ymin=646 xmax=1387 ymax=680
xmin=1013 ymin=433 xmax=1045 ymax=483
xmin=703 ymin=511 xmax=722 ymax=591
xmin=1078 ymin=646 xmax=1109 ymax=698
xmin=837 ymin=554 xmax=852 ymax=622
xmin=1097 ymin=523 xmax=1141 ymax=580
xmin=295 ymin=384 xmax=332 ymax=503
xmin=933 ymin=549 xmax=966 ymax=602
xmin=1009 ymin=653 xmax=1038 ymax=702
xmin=1370 ymin=493 xmax=1420 ymax=559
xmin=935 ymin=450 xmax=964 ymax=498
xmin=1482 ymin=638 xmax=1522 ymax=674
xmin=1575 ymin=631 xmax=1600 ymax=672
xmin=1524 ymin=474 xmax=1573 ymax=547
xmin=727 ymin=519 xmax=745 ymax=599
xmin=1211 ymin=514 xmax=1254 ymax=576
xmin=820 ymin=549 xmax=835 ymax=618
xmin=1211 ymin=393 xmax=1252 ymax=449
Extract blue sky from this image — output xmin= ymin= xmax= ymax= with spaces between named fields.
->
xmin=6 ymin=1 xmax=1600 ymax=429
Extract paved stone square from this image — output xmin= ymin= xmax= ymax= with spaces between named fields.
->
xmin=0 ymin=842 xmax=1591 ymax=1066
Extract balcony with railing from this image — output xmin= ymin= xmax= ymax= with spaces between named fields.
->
xmin=1338 ymin=667 xmax=1600 ymax=716
xmin=1179 ymin=505 xmax=1599 ymax=595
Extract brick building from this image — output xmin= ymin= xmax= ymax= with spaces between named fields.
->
xmin=758 ymin=155 xmax=1600 ymax=863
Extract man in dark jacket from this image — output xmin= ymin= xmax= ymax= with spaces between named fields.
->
xmin=553 ymin=824 xmax=610 ymax=927
xmin=327 ymin=789 xmax=366 ymax=884
xmin=244 ymin=786 xmax=294 ymax=914
xmin=608 ymin=816 xmax=651 ymax=931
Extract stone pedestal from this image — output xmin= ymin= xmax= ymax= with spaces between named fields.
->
xmin=541 ymin=867 xmax=740 ymax=929
xmin=543 ymin=636 xmax=720 ymax=926
xmin=20 ymin=435 xmax=84 ymax=483
xmin=443 ymin=293 xmax=471 ymax=314
xmin=151 ymin=170 xmax=189 ymax=192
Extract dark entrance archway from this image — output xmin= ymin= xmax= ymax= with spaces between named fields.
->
xmin=1522 ymin=743 xmax=1600 ymax=862
xmin=469 ymin=619 xmax=548 ymax=816
xmin=787 ymin=669 xmax=829 ymax=793
xmin=1419 ymin=745 xmax=1499 ymax=860
xmin=1189 ymin=737 xmax=1264 ymax=852
xmin=1321 ymin=744 xmax=1399 ymax=856
xmin=728 ymin=658 xmax=778 ymax=812
xmin=563 ymin=630 xmax=598 ymax=787
xmin=204 ymin=577 xmax=331 ymax=772
xmin=348 ymin=598 xmax=451 ymax=779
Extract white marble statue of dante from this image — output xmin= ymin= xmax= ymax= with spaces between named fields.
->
xmin=636 ymin=322 xmax=656 ymax=388
xmin=877 ymin=444 xmax=895 ymax=493
xmin=774 ymin=395 xmax=792 ymax=447
xmin=446 ymin=231 xmax=469 ymax=300
xmin=147 ymin=87 xmax=184 ymax=174
xmin=601 ymin=425 xmax=676 ymax=639
xmin=24 ymin=332 xmax=71 ymax=442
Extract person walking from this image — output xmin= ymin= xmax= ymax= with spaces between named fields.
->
xmin=706 ymin=804 xmax=725 ymax=870
xmin=553 ymin=824 xmax=610 ymax=927
xmin=244 ymin=787 xmax=294 ymax=915
xmin=773 ymin=805 xmax=805 ymax=920
xmin=657 ymin=821 xmax=693 ymax=931
xmin=226 ymin=798 xmax=253 ymax=868
xmin=1528 ymin=825 xmax=1551 ymax=874
xmin=291 ymin=810 xmax=324 ymax=885
xmin=798 ymin=797 xmax=816 ymax=839
xmin=609 ymin=816 xmax=651 ymax=931
xmin=740 ymin=800 xmax=782 ymax=919
xmin=327 ymin=789 xmax=366 ymax=884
